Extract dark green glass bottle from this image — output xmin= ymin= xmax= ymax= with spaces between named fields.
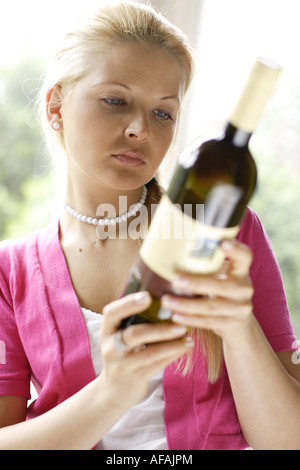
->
xmin=121 ymin=58 xmax=281 ymax=328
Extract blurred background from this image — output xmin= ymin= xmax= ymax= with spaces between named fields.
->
xmin=0 ymin=0 xmax=299 ymax=338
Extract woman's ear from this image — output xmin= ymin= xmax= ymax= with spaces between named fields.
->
xmin=46 ymin=85 xmax=63 ymax=130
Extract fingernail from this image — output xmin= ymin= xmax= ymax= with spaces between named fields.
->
xmin=172 ymin=313 xmax=186 ymax=324
xmin=172 ymin=325 xmax=187 ymax=336
xmin=135 ymin=291 xmax=151 ymax=303
xmin=216 ymin=272 xmax=228 ymax=280
xmin=162 ymin=295 xmax=178 ymax=308
xmin=221 ymin=240 xmax=233 ymax=252
xmin=173 ymin=277 xmax=189 ymax=290
xmin=158 ymin=307 xmax=172 ymax=320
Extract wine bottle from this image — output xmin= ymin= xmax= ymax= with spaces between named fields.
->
xmin=121 ymin=57 xmax=281 ymax=328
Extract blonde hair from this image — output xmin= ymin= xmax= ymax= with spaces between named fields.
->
xmin=39 ymin=1 xmax=222 ymax=383
xmin=39 ymin=1 xmax=194 ymax=158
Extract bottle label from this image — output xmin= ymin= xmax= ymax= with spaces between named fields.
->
xmin=140 ymin=195 xmax=240 ymax=280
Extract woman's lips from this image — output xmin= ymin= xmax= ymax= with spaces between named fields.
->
xmin=112 ymin=151 xmax=146 ymax=167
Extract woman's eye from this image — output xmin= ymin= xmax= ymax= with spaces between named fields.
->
xmin=154 ymin=109 xmax=173 ymax=121
xmin=102 ymin=98 xmax=126 ymax=107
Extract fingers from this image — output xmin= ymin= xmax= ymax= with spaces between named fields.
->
xmin=162 ymin=294 xmax=253 ymax=331
xmin=101 ymin=291 xmax=152 ymax=334
xmin=129 ymin=336 xmax=194 ymax=374
xmin=120 ymin=322 xmax=188 ymax=351
xmin=221 ymin=239 xmax=253 ymax=277
xmin=101 ymin=239 xmax=253 ymax=358
xmin=172 ymin=275 xmax=253 ymax=302
xmin=172 ymin=240 xmax=253 ymax=298
xmin=101 ymin=316 xmax=194 ymax=385
xmin=162 ymin=293 xmax=253 ymax=317
xmin=172 ymin=269 xmax=253 ymax=302
xmin=102 ymin=330 xmax=194 ymax=403
xmin=159 ymin=240 xmax=254 ymax=338
xmin=161 ymin=284 xmax=254 ymax=339
xmin=100 ymin=290 xmax=193 ymax=359
xmin=100 ymin=322 xmax=193 ymax=408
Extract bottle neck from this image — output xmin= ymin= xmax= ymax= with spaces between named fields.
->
xmin=224 ymin=122 xmax=252 ymax=147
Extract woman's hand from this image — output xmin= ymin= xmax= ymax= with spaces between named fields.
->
xmin=99 ymin=292 xmax=194 ymax=408
xmin=162 ymin=239 xmax=254 ymax=343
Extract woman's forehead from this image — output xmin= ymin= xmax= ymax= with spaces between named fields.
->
xmin=81 ymin=42 xmax=185 ymax=99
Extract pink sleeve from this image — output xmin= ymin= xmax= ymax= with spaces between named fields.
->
xmin=0 ymin=243 xmax=31 ymax=398
xmin=238 ymin=207 xmax=297 ymax=352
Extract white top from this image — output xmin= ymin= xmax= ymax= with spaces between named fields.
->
xmin=81 ymin=307 xmax=168 ymax=450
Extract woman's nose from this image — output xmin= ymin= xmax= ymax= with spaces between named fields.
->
xmin=124 ymin=112 xmax=150 ymax=142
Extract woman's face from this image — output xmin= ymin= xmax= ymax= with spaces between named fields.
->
xmin=58 ymin=41 xmax=184 ymax=191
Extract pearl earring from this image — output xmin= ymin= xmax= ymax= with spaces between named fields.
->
xmin=53 ymin=121 xmax=61 ymax=130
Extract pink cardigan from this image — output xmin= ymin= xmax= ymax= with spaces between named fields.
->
xmin=0 ymin=207 xmax=296 ymax=449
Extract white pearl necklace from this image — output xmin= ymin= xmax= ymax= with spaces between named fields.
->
xmin=63 ymin=186 xmax=147 ymax=226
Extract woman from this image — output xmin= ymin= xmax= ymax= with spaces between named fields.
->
xmin=0 ymin=2 xmax=299 ymax=450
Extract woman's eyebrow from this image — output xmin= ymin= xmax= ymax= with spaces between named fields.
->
xmin=93 ymin=81 xmax=131 ymax=90
xmin=160 ymin=95 xmax=180 ymax=103
xmin=92 ymin=81 xmax=181 ymax=103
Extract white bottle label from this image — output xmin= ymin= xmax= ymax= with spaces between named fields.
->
xmin=140 ymin=194 xmax=240 ymax=281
